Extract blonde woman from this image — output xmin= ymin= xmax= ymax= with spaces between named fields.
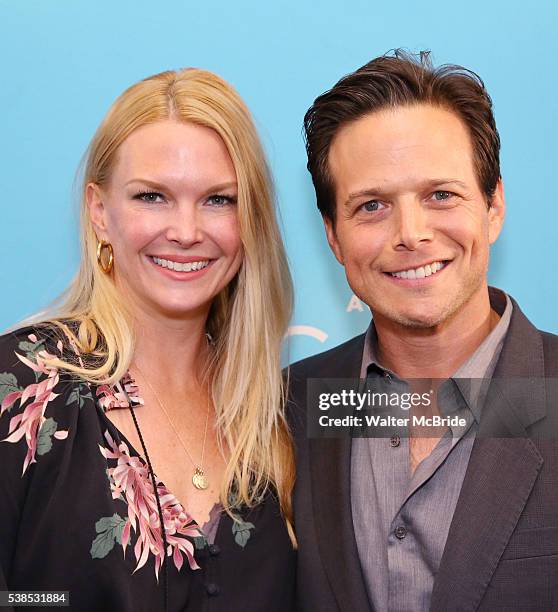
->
xmin=0 ymin=69 xmax=295 ymax=611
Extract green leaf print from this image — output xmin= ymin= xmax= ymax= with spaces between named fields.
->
xmin=66 ymin=384 xmax=93 ymax=409
xmin=232 ymin=519 xmax=255 ymax=548
xmin=18 ymin=339 xmax=47 ymax=379
xmin=36 ymin=418 xmax=57 ymax=456
xmin=0 ymin=372 xmax=22 ymax=405
xmin=90 ymin=514 xmax=127 ymax=559
xmin=18 ymin=339 xmax=46 ymax=359
xmin=193 ymin=535 xmax=208 ymax=550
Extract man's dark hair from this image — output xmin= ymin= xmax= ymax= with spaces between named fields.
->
xmin=303 ymin=50 xmax=501 ymax=222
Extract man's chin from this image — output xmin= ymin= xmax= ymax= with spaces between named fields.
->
xmin=373 ymin=305 xmax=450 ymax=330
xmin=399 ymin=317 xmax=444 ymax=329
xmin=394 ymin=314 xmax=445 ymax=329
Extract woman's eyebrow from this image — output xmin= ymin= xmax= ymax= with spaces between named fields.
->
xmin=125 ymin=178 xmax=238 ymax=192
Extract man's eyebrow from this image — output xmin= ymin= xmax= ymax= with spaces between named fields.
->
xmin=344 ymin=179 xmax=469 ymax=207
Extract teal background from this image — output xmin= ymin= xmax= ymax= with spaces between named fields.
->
xmin=1 ymin=0 xmax=556 ymax=363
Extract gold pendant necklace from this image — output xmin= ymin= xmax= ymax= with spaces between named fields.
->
xmin=192 ymin=467 xmax=209 ymax=490
xmin=133 ymin=364 xmax=211 ymax=490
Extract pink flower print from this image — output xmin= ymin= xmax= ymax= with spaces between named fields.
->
xmin=1 ymin=334 xmax=69 ymax=475
xmin=97 ymin=373 xmax=144 ymax=412
xmin=99 ymin=431 xmax=200 ymax=577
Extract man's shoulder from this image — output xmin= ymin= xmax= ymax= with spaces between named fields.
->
xmin=540 ymin=329 xmax=558 ymax=346
xmin=286 ymin=333 xmax=365 ymax=430
xmin=540 ymin=330 xmax=558 ymax=373
xmin=499 ymin=291 xmax=558 ymax=376
xmin=288 ymin=333 xmax=366 ymax=381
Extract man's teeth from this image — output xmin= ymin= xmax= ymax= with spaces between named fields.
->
xmin=390 ymin=261 xmax=446 ymax=279
xmin=152 ymin=257 xmax=210 ymax=272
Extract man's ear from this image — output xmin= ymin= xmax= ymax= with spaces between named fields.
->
xmin=488 ymin=178 xmax=506 ymax=245
xmin=323 ymin=214 xmax=344 ymax=265
xmin=86 ymin=183 xmax=109 ymax=240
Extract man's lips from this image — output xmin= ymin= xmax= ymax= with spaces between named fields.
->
xmin=384 ymin=259 xmax=451 ymax=280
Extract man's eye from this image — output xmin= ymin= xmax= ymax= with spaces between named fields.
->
xmin=134 ymin=191 xmax=165 ymax=203
xmin=207 ymin=194 xmax=237 ymax=206
xmin=433 ymin=191 xmax=452 ymax=201
xmin=361 ymin=200 xmax=382 ymax=212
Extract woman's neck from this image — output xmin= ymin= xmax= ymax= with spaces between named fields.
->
xmin=130 ymin=310 xmax=211 ymax=394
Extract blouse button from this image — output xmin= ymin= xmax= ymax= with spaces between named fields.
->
xmin=206 ymin=582 xmax=220 ymax=596
xmin=209 ymin=544 xmax=221 ymax=556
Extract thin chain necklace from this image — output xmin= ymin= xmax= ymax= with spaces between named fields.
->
xmin=133 ymin=364 xmax=211 ymax=491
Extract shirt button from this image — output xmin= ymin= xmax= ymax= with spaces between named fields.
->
xmin=208 ymin=544 xmax=220 ymax=556
xmin=394 ymin=526 xmax=407 ymax=540
xmin=383 ymin=372 xmax=392 ymax=383
xmin=206 ymin=583 xmax=220 ymax=596
xmin=390 ymin=435 xmax=400 ymax=448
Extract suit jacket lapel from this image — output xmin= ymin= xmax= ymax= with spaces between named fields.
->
xmin=430 ymin=436 xmax=543 ymax=611
xmin=308 ymin=335 xmax=371 ymax=612
xmin=431 ymin=293 xmax=546 ymax=611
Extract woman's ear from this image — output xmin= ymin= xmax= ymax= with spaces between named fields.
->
xmin=86 ymin=183 xmax=109 ymax=240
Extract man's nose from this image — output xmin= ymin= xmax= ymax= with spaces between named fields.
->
xmin=165 ymin=203 xmax=204 ymax=246
xmin=393 ymin=200 xmax=434 ymax=251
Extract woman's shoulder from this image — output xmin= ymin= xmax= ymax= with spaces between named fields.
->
xmin=0 ymin=323 xmax=83 ymax=397
xmin=1 ymin=320 xmax=86 ymax=369
xmin=0 ymin=322 xmax=69 ymax=359
xmin=1 ymin=319 xmax=102 ymax=402
xmin=0 ymin=322 xmax=90 ymax=418
xmin=0 ymin=324 xmax=63 ymax=390
xmin=0 ymin=322 xmax=87 ymax=477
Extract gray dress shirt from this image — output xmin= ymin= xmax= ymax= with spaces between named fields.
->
xmin=351 ymin=290 xmax=512 ymax=612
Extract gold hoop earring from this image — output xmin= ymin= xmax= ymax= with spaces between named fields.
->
xmin=96 ymin=240 xmax=114 ymax=274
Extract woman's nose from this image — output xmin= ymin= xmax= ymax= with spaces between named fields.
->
xmin=165 ymin=204 xmax=204 ymax=247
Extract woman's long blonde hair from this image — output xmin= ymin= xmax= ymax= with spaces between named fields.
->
xmin=34 ymin=68 xmax=295 ymax=542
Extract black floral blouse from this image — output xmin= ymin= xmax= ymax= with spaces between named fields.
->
xmin=0 ymin=325 xmax=295 ymax=612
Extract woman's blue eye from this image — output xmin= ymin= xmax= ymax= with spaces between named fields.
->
xmin=433 ymin=191 xmax=452 ymax=201
xmin=135 ymin=191 xmax=165 ymax=203
xmin=207 ymin=194 xmax=237 ymax=206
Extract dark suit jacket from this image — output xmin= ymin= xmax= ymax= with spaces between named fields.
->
xmin=288 ymin=293 xmax=558 ymax=611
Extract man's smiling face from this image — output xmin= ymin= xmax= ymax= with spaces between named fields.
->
xmin=324 ymin=103 xmax=505 ymax=331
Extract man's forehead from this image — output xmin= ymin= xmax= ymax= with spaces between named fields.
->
xmin=328 ymin=104 xmax=477 ymax=195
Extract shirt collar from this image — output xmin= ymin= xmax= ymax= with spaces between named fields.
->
xmin=360 ymin=287 xmax=513 ymax=385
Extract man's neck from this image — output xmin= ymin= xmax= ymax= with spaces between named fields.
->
xmin=373 ymin=288 xmax=500 ymax=379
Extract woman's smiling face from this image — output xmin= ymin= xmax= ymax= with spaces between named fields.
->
xmin=87 ymin=119 xmax=243 ymax=322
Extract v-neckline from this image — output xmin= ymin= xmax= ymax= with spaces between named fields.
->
xmin=95 ymin=373 xmax=223 ymax=542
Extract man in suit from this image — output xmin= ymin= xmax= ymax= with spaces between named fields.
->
xmin=289 ymin=50 xmax=558 ymax=611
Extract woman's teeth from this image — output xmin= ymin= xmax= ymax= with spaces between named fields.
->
xmin=390 ymin=261 xmax=446 ymax=279
xmin=151 ymin=257 xmax=210 ymax=272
